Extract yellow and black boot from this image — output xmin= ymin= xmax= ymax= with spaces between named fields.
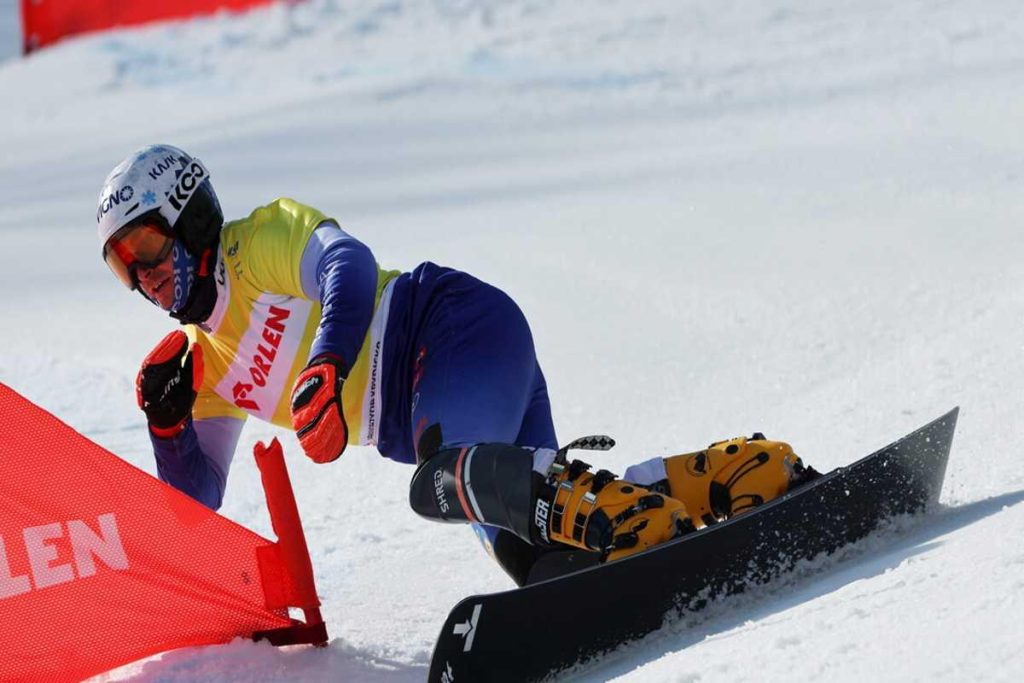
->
xmin=408 ymin=435 xmax=696 ymax=576
xmin=539 ymin=457 xmax=696 ymax=562
xmin=661 ymin=435 xmax=820 ymax=526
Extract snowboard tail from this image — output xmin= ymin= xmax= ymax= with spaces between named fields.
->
xmin=427 ymin=409 xmax=959 ymax=682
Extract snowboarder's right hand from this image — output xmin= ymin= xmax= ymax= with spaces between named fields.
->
xmin=136 ymin=330 xmax=203 ymax=439
xmin=290 ymin=355 xmax=349 ymax=464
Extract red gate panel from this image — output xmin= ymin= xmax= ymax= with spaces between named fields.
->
xmin=21 ymin=0 xmax=285 ymax=54
xmin=0 ymin=382 xmax=324 ymax=682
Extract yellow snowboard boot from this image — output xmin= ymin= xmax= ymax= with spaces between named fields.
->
xmin=661 ymin=435 xmax=820 ymax=526
xmin=540 ymin=457 xmax=696 ymax=562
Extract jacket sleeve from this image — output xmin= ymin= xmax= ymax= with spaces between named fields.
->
xmin=150 ymin=415 xmax=245 ymax=510
xmin=300 ymin=221 xmax=378 ymax=374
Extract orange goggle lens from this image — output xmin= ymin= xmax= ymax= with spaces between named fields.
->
xmin=102 ymin=223 xmax=174 ymax=290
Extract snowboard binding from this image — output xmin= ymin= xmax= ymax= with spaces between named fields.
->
xmin=538 ymin=435 xmax=696 ymax=562
xmin=664 ymin=434 xmax=820 ymax=526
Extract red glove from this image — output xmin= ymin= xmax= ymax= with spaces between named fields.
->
xmin=136 ymin=330 xmax=204 ymax=438
xmin=290 ymin=356 xmax=348 ymax=464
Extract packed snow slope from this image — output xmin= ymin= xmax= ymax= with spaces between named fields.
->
xmin=2 ymin=1 xmax=1023 ymax=680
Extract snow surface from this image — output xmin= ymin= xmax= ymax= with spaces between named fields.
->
xmin=1 ymin=0 xmax=1023 ymax=680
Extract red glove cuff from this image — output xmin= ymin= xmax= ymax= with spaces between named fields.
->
xmin=290 ymin=359 xmax=348 ymax=464
xmin=149 ymin=420 xmax=189 ymax=439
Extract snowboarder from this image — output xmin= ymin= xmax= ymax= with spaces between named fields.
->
xmin=97 ymin=144 xmax=817 ymax=585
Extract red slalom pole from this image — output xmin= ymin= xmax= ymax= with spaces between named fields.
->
xmin=252 ymin=438 xmax=328 ymax=646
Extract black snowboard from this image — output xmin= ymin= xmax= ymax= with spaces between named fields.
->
xmin=427 ymin=408 xmax=958 ymax=683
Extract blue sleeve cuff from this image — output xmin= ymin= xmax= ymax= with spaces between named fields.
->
xmin=151 ymin=419 xmax=227 ymax=510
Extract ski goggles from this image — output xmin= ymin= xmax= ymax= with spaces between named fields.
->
xmin=102 ymin=221 xmax=175 ymax=290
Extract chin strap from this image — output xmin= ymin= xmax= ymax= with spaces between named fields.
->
xmin=169 ymin=247 xmax=219 ymax=325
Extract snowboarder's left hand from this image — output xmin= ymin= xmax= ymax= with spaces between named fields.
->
xmin=290 ymin=355 xmax=348 ymax=463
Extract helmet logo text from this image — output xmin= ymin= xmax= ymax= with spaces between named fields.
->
xmin=147 ymin=154 xmax=181 ymax=180
xmin=96 ymin=185 xmax=135 ymax=223
xmin=167 ymin=161 xmax=207 ymax=213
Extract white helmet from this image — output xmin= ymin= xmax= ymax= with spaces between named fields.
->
xmin=97 ymin=144 xmax=223 ymax=257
